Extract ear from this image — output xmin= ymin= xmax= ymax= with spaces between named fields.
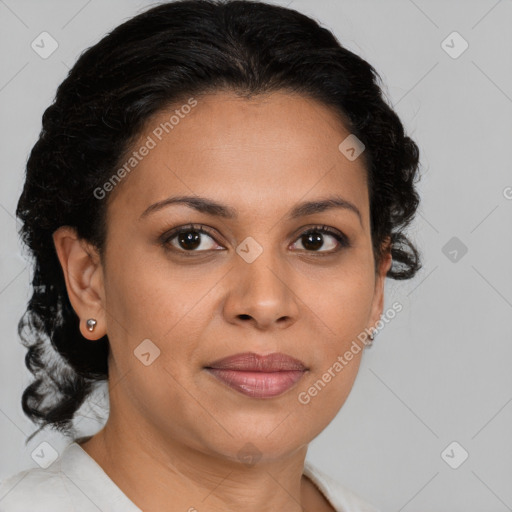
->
xmin=52 ymin=226 xmax=106 ymax=340
xmin=368 ymin=236 xmax=393 ymax=332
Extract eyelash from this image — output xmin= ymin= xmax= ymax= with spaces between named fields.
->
xmin=160 ymin=223 xmax=350 ymax=256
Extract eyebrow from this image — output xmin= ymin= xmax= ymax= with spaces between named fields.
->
xmin=139 ymin=194 xmax=362 ymax=225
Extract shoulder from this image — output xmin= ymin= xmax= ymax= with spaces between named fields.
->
xmin=0 ymin=465 xmax=75 ymax=512
xmin=303 ymin=460 xmax=381 ymax=512
xmin=0 ymin=440 xmax=141 ymax=512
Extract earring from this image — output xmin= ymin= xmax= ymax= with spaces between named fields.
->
xmin=86 ymin=318 xmax=97 ymax=332
xmin=367 ymin=328 xmax=376 ymax=346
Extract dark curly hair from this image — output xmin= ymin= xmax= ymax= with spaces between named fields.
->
xmin=16 ymin=0 xmax=422 ymax=444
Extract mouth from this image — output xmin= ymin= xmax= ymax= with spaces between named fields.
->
xmin=204 ymin=352 xmax=308 ymax=398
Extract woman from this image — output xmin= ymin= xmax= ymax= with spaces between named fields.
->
xmin=0 ymin=0 xmax=421 ymax=510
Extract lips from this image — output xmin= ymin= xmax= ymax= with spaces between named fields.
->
xmin=206 ymin=352 xmax=307 ymax=372
xmin=204 ymin=352 xmax=308 ymax=398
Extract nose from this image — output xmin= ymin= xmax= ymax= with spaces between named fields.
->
xmin=222 ymin=246 xmax=300 ymax=331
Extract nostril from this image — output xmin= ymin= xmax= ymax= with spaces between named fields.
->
xmin=239 ymin=314 xmax=251 ymax=320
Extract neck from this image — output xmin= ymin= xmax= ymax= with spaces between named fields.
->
xmin=79 ymin=410 xmax=315 ymax=511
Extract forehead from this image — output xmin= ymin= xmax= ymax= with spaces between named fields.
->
xmin=107 ymin=90 xmax=369 ymax=223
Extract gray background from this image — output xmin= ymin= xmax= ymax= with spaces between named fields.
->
xmin=1 ymin=0 xmax=511 ymax=510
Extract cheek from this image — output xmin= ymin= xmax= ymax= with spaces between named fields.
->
xmin=294 ymin=274 xmax=373 ymax=414
xmin=104 ymin=246 xmax=210 ymax=341
xmin=102 ymin=259 xmax=212 ymax=440
xmin=292 ymin=266 xmax=374 ymax=412
xmin=296 ymin=264 xmax=375 ymax=346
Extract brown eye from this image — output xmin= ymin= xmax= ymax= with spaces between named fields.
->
xmin=291 ymin=226 xmax=349 ymax=253
xmin=162 ymin=224 xmax=221 ymax=253
xmin=175 ymin=230 xmax=203 ymax=250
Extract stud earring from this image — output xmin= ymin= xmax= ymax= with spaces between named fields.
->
xmin=86 ymin=318 xmax=97 ymax=332
xmin=366 ymin=328 xmax=376 ymax=347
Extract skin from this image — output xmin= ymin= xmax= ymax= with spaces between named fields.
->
xmin=53 ymin=90 xmax=392 ymax=512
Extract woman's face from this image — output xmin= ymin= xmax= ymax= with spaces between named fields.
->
xmin=93 ymin=91 xmax=391 ymax=462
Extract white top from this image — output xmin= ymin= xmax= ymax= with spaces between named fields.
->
xmin=0 ymin=439 xmax=379 ymax=512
